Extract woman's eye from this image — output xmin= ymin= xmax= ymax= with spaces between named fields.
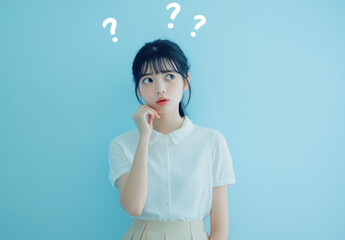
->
xmin=142 ymin=74 xmax=174 ymax=83
xmin=142 ymin=78 xmax=152 ymax=83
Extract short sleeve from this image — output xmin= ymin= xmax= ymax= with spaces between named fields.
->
xmin=211 ymin=130 xmax=236 ymax=187
xmin=108 ymin=138 xmax=131 ymax=189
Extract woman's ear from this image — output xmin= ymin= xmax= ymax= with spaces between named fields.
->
xmin=184 ymin=73 xmax=191 ymax=91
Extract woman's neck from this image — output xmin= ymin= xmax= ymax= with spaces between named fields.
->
xmin=152 ymin=114 xmax=185 ymax=135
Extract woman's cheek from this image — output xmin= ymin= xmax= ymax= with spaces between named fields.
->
xmin=169 ymin=81 xmax=183 ymax=96
xmin=141 ymin=87 xmax=151 ymax=99
xmin=169 ymin=81 xmax=179 ymax=90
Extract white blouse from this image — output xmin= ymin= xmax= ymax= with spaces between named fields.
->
xmin=108 ymin=115 xmax=236 ymax=221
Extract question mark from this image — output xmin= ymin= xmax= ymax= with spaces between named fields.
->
xmin=166 ymin=3 xmax=181 ymax=29
xmin=102 ymin=17 xmax=118 ymax=43
xmin=191 ymin=15 xmax=206 ymax=37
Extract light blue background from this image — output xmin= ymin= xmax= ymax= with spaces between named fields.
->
xmin=1 ymin=0 xmax=344 ymax=239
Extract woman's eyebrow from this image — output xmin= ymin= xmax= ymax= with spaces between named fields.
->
xmin=141 ymin=70 xmax=176 ymax=78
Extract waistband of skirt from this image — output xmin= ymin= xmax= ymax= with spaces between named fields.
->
xmin=130 ymin=219 xmax=206 ymax=232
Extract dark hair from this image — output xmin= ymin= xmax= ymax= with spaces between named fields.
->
xmin=132 ymin=39 xmax=191 ymax=118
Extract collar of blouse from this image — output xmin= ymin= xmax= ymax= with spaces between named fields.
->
xmin=148 ymin=116 xmax=194 ymax=145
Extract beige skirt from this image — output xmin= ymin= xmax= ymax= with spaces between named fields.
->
xmin=122 ymin=219 xmax=210 ymax=240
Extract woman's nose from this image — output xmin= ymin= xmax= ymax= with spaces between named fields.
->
xmin=155 ymin=79 xmax=166 ymax=94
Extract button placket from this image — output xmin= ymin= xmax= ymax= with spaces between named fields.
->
xmin=162 ymin=135 xmax=171 ymax=218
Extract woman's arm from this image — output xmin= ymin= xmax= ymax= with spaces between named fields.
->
xmin=120 ymin=136 xmax=149 ymax=216
xmin=210 ymin=231 xmax=228 ymax=240
xmin=210 ymin=185 xmax=229 ymax=240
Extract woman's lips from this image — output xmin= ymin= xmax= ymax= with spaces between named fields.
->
xmin=157 ymin=100 xmax=169 ymax=105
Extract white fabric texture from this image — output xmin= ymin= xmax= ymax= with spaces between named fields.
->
xmin=108 ymin=115 xmax=236 ymax=221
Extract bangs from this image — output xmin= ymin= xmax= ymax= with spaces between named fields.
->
xmin=139 ymin=57 xmax=181 ymax=80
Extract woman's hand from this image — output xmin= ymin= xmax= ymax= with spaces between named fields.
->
xmin=132 ymin=105 xmax=160 ymax=138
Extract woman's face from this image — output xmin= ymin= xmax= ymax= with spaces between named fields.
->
xmin=137 ymin=59 xmax=190 ymax=113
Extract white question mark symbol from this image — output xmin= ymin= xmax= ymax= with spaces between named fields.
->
xmin=102 ymin=17 xmax=118 ymax=43
xmin=166 ymin=3 xmax=181 ymax=29
xmin=191 ymin=15 xmax=206 ymax=37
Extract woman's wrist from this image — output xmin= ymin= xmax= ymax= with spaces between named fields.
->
xmin=139 ymin=134 xmax=150 ymax=142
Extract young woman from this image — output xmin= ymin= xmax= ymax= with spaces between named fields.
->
xmin=108 ymin=39 xmax=236 ymax=240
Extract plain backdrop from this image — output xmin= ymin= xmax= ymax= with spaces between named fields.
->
xmin=1 ymin=0 xmax=344 ymax=239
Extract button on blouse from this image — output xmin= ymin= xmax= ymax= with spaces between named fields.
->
xmin=108 ymin=115 xmax=236 ymax=221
